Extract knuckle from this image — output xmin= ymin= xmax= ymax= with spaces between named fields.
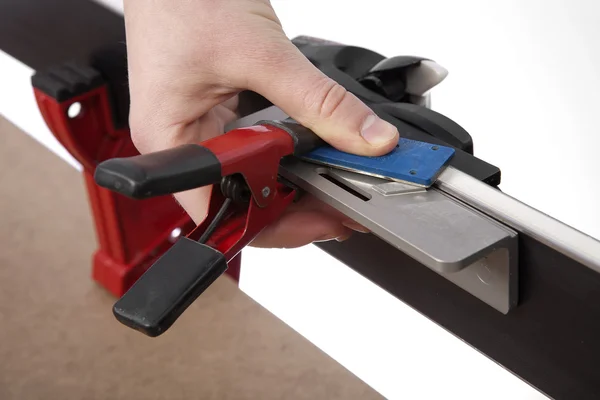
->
xmin=308 ymin=79 xmax=349 ymax=119
xmin=128 ymin=113 xmax=153 ymax=154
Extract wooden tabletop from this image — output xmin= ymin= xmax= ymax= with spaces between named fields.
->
xmin=0 ymin=115 xmax=382 ymax=400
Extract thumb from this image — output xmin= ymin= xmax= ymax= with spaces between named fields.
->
xmin=246 ymin=41 xmax=399 ymax=156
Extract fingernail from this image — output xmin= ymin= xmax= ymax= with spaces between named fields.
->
xmin=342 ymin=220 xmax=370 ymax=233
xmin=361 ymin=114 xmax=398 ymax=145
xmin=314 ymin=235 xmax=336 ymax=243
xmin=335 ymin=233 xmax=352 ymax=242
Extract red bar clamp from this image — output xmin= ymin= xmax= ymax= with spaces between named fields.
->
xmin=94 ymin=119 xmax=325 ymax=336
xmin=30 ymin=61 xmax=240 ymax=297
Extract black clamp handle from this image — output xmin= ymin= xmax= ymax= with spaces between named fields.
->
xmin=113 ymin=237 xmax=228 ymax=337
xmin=94 ymin=144 xmax=222 ymax=199
xmin=94 ymin=143 xmax=232 ymax=337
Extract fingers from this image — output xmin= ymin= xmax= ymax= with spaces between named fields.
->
xmin=287 ymin=194 xmax=370 ymax=233
xmin=244 ymin=41 xmax=399 ymax=156
xmin=251 ymin=210 xmax=354 ymax=249
xmin=122 ymin=0 xmax=388 ymax=246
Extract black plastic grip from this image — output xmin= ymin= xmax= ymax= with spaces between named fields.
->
xmin=113 ymin=237 xmax=228 ymax=337
xmin=94 ymin=144 xmax=222 ymax=199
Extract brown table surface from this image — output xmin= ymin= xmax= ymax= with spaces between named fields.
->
xmin=0 ymin=115 xmax=382 ymax=400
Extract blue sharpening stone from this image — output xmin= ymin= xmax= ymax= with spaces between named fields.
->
xmin=301 ymin=138 xmax=455 ymax=187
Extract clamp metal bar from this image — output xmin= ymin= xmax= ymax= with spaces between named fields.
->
xmin=279 ymin=158 xmax=600 ymax=315
xmin=436 ymin=167 xmax=600 ymax=273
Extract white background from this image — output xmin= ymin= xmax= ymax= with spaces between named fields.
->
xmin=3 ymin=0 xmax=600 ymax=399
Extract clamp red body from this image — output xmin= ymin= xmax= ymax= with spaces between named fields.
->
xmin=185 ymin=125 xmax=298 ymax=260
xmin=31 ymin=65 xmax=241 ymax=297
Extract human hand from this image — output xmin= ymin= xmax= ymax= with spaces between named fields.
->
xmin=123 ymin=0 xmax=399 ymax=247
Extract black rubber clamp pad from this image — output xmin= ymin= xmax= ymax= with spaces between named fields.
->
xmin=31 ymin=61 xmax=104 ymax=101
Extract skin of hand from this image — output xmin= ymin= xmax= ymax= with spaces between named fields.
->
xmin=123 ymin=0 xmax=399 ymax=248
